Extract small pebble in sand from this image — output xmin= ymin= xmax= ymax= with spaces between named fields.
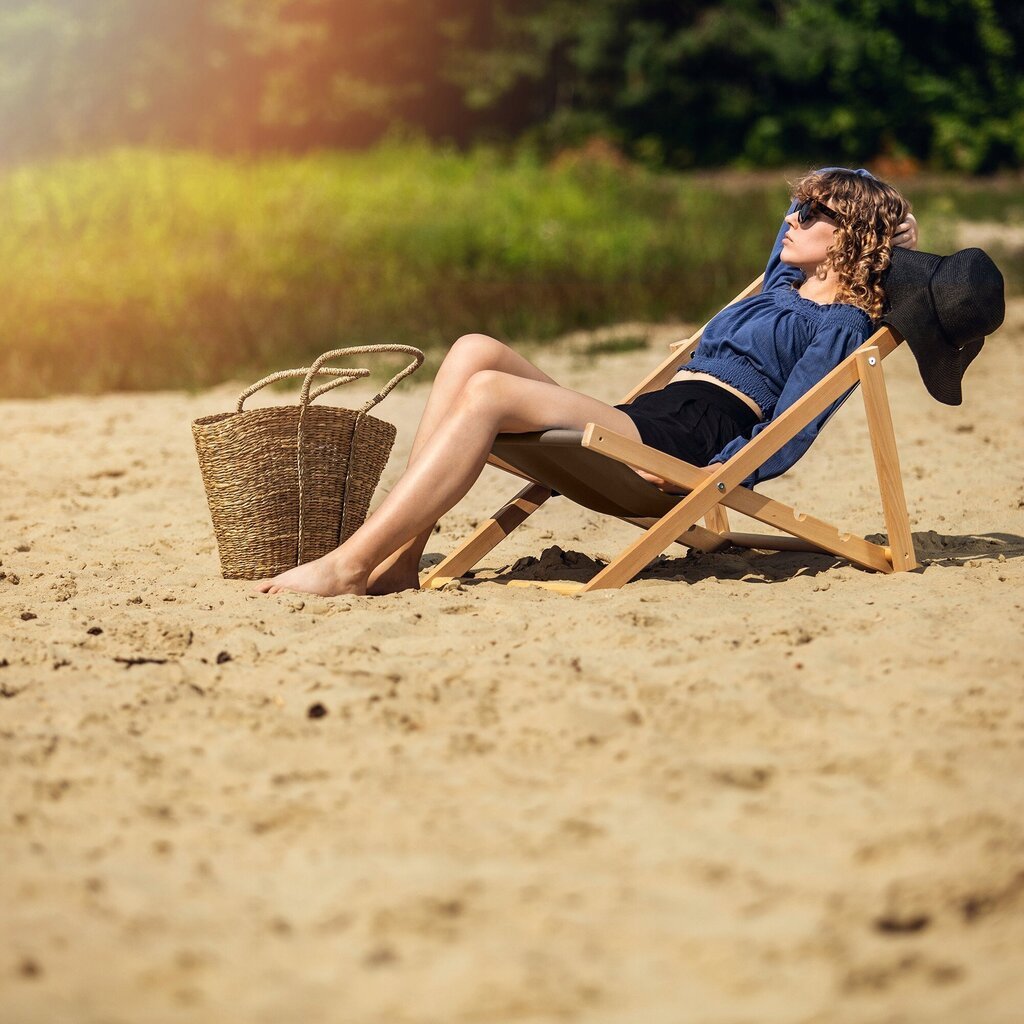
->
xmin=874 ymin=913 xmax=931 ymax=934
xmin=307 ymin=702 xmax=328 ymax=719
xmin=86 ymin=626 xmax=103 ymax=636
xmin=215 ymin=651 xmax=232 ymax=664
xmin=20 ymin=612 xmax=37 ymax=621
xmin=18 ymin=956 xmax=42 ymax=978
xmin=363 ymin=946 xmax=398 ymax=968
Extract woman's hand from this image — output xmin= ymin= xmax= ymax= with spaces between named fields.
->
xmin=893 ymin=213 xmax=918 ymax=250
xmin=633 ymin=467 xmax=687 ymax=495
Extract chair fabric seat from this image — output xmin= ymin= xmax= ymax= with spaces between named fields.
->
xmin=492 ymin=430 xmax=683 ymax=519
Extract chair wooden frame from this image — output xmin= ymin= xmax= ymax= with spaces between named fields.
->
xmin=422 ymin=275 xmax=919 ymax=595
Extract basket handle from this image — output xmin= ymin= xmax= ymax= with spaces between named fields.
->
xmin=292 ymin=346 xmax=423 ymax=562
xmin=300 ymin=345 xmax=425 ymax=414
xmin=236 ymin=366 xmax=372 ymax=413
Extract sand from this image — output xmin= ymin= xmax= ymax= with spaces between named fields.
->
xmin=2 ymin=308 xmax=1023 ymax=1024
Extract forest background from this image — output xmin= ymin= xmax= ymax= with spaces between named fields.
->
xmin=1 ymin=0 xmax=1021 ymax=397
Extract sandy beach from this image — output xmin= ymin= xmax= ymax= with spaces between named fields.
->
xmin=2 ymin=307 xmax=1023 ymax=1024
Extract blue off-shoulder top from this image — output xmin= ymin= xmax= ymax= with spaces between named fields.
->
xmin=685 ymin=168 xmax=876 ymax=486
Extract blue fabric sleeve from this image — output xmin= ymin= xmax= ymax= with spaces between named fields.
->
xmin=709 ymin=318 xmax=868 ymax=487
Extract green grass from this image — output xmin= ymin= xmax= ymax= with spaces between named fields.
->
xmin=1 ymin=144 xmax=1021 ymax=398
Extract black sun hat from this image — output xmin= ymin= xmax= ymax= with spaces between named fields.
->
xmin=881 ymin=246 xmax=1005 ymax=406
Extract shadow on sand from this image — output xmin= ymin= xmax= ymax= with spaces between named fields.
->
xmin=422 ymin=530 xmax=1024 ymax=589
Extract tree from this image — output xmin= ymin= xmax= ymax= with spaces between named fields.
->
xmin=0 ymin=0 xmax=1021 ymax=170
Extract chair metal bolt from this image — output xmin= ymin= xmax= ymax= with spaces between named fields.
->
xmin=717 ymin=482 xmax=726 ymax=492
xmin=868 ymin=356 xmax=877 ymax=366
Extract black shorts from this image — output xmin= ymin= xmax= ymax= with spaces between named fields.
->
xmin=614 ymin=380 xmax=760 ymax=467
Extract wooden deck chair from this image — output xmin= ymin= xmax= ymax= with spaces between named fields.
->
xmin=421 ymin=274 xmax=919 ymax=595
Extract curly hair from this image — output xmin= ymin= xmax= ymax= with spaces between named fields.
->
xmin=791 ymin=169 xmax=911 ymax=321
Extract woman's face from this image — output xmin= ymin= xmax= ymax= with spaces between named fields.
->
xmin=780 ymin=203 xmax=839 ymax=273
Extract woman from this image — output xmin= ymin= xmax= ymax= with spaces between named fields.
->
xmin=255 ymin=167 xmax=916 ymax=597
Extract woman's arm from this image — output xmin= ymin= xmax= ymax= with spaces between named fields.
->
xmin=761 ymin=197 xmax=804 ymax=291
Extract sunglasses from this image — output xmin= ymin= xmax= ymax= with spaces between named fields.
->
xmin=795 ymin=198 xmax=843 ymax=226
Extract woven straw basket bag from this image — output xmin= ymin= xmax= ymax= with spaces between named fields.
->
xmin=192 ymin=345 xmax=424 ymax=579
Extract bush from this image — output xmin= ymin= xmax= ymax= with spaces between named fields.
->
xmin=1 ymin=144 xmax=1019 ymax=398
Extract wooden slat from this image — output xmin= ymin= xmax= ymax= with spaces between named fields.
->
xmin=420 ymin=483 xmax=551 ymax=589
xmin=505 ymin=580 xmax=586 ymax=595
xmin=486 ymin=453 xmax=542 ymax=485
xmin=723 ymin=532 xmax=893 ymax=561
xmin=723 ymin=532 xmax=838 ymax=554
xmin=856 ymin=347 xmax=918 ymax=571
xmin=422 ymin=577 xmax=455 ymax=590
xmin=704 ymin=504 xmax=730 ymax=535
xmin=621 ymin=517 xmax=733 ymax=552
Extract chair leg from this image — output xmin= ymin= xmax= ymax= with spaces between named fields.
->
xmin=704 ymin=504 xmax=730 ymax=535
xmin=583 ymin=425 xmax=894 ymax=574
xmin=855 ymin=348 xmax=918 ymax=571
xmin=581 ymin=468 xmax=736 ymax=591
xmin=421 ymin=483 xmax=552 ymax=588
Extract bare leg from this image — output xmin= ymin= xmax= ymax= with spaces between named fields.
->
xmin=366 ymin=334 xmax=559 ymax=594
xmin=253 ymin=371 xmax=643 ymax=597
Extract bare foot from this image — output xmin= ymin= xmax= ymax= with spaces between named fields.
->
xmin=366 ymin=554 xmax=421 ymax=596
xmin=252 ymin=552 xmax=367 ymax=596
